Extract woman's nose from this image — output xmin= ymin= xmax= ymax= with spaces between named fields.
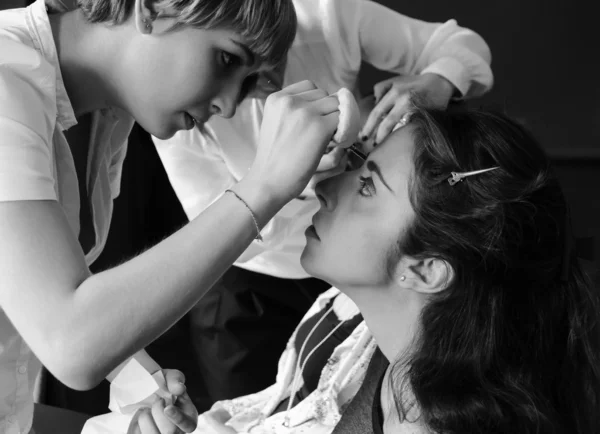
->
xmin=314 ymin=175 xmax=342 ymax=211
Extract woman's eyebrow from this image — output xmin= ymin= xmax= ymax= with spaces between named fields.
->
xmin=367 ymin=160 xmax=393 ymax=192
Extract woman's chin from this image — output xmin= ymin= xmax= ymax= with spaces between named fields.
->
xmin=300 ymin=248 xmax=319 ymax=276
xmin=300 ymin=248 xmax=311 ymax=270
xmin=300 ymin=249 xmax=331 ymax=284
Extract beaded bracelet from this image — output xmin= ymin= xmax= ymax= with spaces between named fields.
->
xmin=225 ymin=189 xmax=263 ymax=242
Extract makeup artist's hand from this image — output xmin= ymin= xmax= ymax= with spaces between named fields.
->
xmin=360 ymin=73 xmax=456 ymax=147
xmin=133 ymin=370 xmax=198 ymax=434
xmin=245 ymin=80 xmax=340 ymax=204
xmin=307 ymin=91 xmax=377 ymax=189
xmin=312 ymin=146 xmax=349 ymax=184
xmin=310 ymin=89 xmax=376 ymax=185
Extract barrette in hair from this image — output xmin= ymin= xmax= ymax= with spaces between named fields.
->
xmin=447 ymin=167 xmax=499 ymax=186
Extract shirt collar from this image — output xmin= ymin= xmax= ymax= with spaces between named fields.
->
xmin=27 ymin=0 xmax=77 ymax=130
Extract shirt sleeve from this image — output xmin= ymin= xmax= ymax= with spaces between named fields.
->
xmin=0 ymin=42 xmax=58 ymax=202
xmin=330 ymin=0 xmax=493 ymax=98
xmin=108 ymin=141 xmax=128 ymax=200
xmin=107 ymin=109 xmax=135 ymax=200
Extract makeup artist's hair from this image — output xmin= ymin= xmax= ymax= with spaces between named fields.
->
xmin=75 ymin=0 xmax=296 ymax=71
xmin=391 ymin=107 xmax=600 ymax=433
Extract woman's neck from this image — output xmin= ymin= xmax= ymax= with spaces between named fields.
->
xmin=49 ymin=10 xmax=120 ymax=116
xmin=345 ymin=285 xmax=424 ymax=363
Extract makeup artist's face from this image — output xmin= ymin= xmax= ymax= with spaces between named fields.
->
xmin=301 ymin=127 xmax=416 ymax=288
xmin=119 ymin=27 xmax=262 ymax=140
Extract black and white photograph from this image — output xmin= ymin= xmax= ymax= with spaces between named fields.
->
xmin=0 ymin=0 xmax=598 ymax=433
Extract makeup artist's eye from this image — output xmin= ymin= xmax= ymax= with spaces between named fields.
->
xmin=244 ymin=73 xmax=280 ymax=100
xmin=238 ymin=74 xmax=259 ymax=102
xmin=358 ymin=176 xmax=375 ymax=197
xmin=220 ymin=51 xmax=241 ymax=69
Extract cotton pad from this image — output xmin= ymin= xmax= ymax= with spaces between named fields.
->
xmin=331 ymin=88 xmax=360 ymax=148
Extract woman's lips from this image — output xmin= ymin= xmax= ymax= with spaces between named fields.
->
xmin=305 ymin=225 xmax=320 ymax=240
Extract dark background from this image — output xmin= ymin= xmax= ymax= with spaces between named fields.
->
xmin=3 ymin=0 xmax=599 ymax=416
xmin=356 ymin=0 xmax=600 ymax=254
xmin=5 ymin=0 xmax=597 ymax=236
xmin=364 ymin=0 xmax=600 ymax=158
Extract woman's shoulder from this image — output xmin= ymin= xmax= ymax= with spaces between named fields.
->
xmin=379 ymin=366 xmax=432 ymax=434
xmin=0 ymin=37 xmax=58 ymax=141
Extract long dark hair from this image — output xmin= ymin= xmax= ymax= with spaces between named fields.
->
xmin=392 ymin=107 xmax=600 ymax=433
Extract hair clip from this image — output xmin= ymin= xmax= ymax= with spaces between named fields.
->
xmin=448 ymin=167 xmax=499 ymax=186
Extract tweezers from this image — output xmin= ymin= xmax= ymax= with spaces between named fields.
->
xmin=347 ymin=143 xmax=367 ymax=161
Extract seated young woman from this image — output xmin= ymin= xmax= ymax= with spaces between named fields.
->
xmin=192 ymin=105 xmax=600 ymax=434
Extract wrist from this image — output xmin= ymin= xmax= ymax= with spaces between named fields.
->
xmin=424 ymin=72 xmax=458 ymax=100
xmin=233 ymin=175 xmax=289 ymax=228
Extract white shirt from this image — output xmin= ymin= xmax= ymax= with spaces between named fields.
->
xmin=194 ymin=287 xmax=379 ymax=434
xmin=0 ymin=0 xmax=133 ymax=432
xmin=153 ymin=0 xmax=494 ymax=279
xmin=83 ymin=289 xmax=370 ymax=434
xmin=195 ymin=288 xmax=427 ymax=434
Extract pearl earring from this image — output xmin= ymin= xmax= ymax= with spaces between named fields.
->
xmin=400 ymin=275 xmax=406 ymax=281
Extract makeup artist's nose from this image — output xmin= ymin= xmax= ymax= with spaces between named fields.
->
xmin=211 ymin=84 xmax=239 ymax=119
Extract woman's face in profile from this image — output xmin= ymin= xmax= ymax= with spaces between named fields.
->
xmin=118 ymin=25 xmax=262 ymax=139
xmin=301 ymin=127 xmax=417 ymax=290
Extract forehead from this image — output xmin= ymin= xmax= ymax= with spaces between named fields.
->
xmin=204 ymin=28 xmax=279 ymax=73
xmin=369 ymin=127 xmax=416 ymax=187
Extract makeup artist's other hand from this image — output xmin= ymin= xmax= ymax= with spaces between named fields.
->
xmin=133 ymin=370 xmax=198 ymax=434
xmin=246 ymin=80 xmax=340 ymax=203
xmin=196 ymin=408 xmax=237 ymax=434
xmin=360 ymin=73 xmax=456 ymax=147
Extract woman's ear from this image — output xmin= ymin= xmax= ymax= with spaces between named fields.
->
xmin=395 ymin=256 xmax=453 ymax=294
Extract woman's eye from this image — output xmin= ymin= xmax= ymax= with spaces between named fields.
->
xmin=358 ymin=176 xmax=374 ymax=197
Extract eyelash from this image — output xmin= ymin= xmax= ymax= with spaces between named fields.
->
xmin=358 ymin=176 xmax=375 ymax=197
